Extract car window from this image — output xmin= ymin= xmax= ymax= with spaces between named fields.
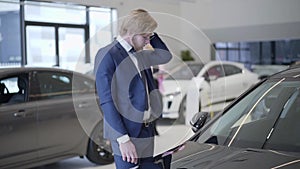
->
xmin=223 ymin=65 xmax=242 ymax=76
xmin=166 ymin=64 xmax=204 ymax=80
xmin=0 ymin=75 xmax=28 ymax=105
xmin=189 ymin=64 xmax=203 ymax=77
xmin=32 ymin=71 xmax=72 ymax=100
xmin=206 ymin=65 xmax=225 ymax=79
xmin=72 ymin=75 xmax=95 ymax=94
xmin=264 ymin=89 xmax=300 ymax=152
xmin=197 ymin=78 xmax=300 ymax=152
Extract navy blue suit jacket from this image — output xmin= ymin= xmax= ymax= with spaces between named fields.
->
xmin=94 ymin=33 xmax=172 ymax=140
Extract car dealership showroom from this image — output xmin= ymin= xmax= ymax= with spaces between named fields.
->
xmin=1 ymin=0 xmax=300 ymax=169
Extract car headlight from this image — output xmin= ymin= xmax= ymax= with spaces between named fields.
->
xmin=165 ymin=91 xmax=181 ymax=99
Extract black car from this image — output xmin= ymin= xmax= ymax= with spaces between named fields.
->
xmin=0 ymin=67 xmax=113 ymax=169
xmin=155 ymin=65 xmax=300 ymax=169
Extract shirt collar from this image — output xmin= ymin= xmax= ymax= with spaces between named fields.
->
xmin=116 ymin=35 xmax=133 ymax=52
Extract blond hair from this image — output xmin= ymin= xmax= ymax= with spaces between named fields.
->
xmin=119 ymin=9 xmax=157 ymax=36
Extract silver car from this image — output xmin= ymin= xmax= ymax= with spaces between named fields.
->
xmin=0 ymin=67 xmax=113 ymax=169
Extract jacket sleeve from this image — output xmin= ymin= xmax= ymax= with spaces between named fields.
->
xmin=136 ymin=32 xmax=172 ymax=69
xmin=150 ymin=32 xmax=172 ymax=64
xmin=150 ymin=33 xmax=170 ymax=50
xmin=94 ymin=49 xmax=128 ymax=139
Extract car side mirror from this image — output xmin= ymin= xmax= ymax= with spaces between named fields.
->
xmin=190 ymin=112 xmax=209 ymax=132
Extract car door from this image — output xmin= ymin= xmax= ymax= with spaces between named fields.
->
xmin=30 ymin=70 xmax=87 ymax=158
xmin=71 ymin=74 xmax=102 ymax=140
xmin=0 ymin=74 xmax=38 ymax=167
xmin=201 ymin=65 xmax=226 ymax=108
xmin=223 ymin=64 xmax=245 ymax=101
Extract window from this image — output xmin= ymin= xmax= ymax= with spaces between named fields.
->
xmin=59 ymin=27 xmax=85 ymax=69
xmin=0 ymin=75 xmax=28 ymax=105
xmin=166 ymin=63 xmax=204 ymax=80
xmin=207 ymin=65 xmax=224 ymax=79
xmin=276 ymin=40 xmax=300 ymax=64
xmin=214 ymin=39 xmax=300 ymax=66
xmin=23 ymin=1 xmax=117 ymax=72
xmin=34 ymin=72 xmax=72 ymax=100
xmin=223 ymin=65 xmax=242 ymax=76
xmin=213 ymin=42 xmax=250 ymax=64
xmin=0 ymin=0 xmax=21 ymax=67
xmin=197 ymin=79 xmax=300 ymax=152
xmin=72 ymin=75 xmax=95 ymax=94
xmin=261 ymin=42 xmax=272 ymax=64
xmin=0 ymin=0 xmax=117 ymax=73
xmin=89 ymin=7 xmax=117 ymax=50
xmin=26 ymin=26 xmax=56 ymax=67
xmin=25 ymin=1 xmax=86 ymax=24
xmin=264 ymin=89 xmax=300 ymax=152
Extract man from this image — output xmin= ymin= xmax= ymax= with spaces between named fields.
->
xmin=94 ymin=9 xmax=172 ymax=168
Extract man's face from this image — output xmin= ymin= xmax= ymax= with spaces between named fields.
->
xmin=131 ymin=33 xmax=154 ymax=51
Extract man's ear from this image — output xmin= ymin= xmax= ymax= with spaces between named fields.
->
xmin=122 ymin=34 xmax=133 ymax=46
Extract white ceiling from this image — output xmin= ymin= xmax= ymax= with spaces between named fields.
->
xmin=203 ymin=21 xmax=300 ymax=43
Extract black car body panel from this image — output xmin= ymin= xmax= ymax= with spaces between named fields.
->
xmin=169 ymin=141 xmax=300 ymax=169
xmin=155 ymin=65 xmax=300 ymax=169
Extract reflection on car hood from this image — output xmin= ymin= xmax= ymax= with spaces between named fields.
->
xmin=168 ymin=141 xmax=300 ymax=169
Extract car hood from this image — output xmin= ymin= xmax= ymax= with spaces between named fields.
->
xmin=161 ymin=80 xmax=194 ymax=95
xmin=157 ymin=141 xmax=300 ymax=169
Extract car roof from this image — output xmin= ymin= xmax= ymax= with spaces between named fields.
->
xmin=172 ymin=61 xmax=204 ymax=68
xmin=0 ymin=67 xmax=70 ymax=72
xmin=0 ymin=67 xmax=90 ymax=78
xmin=269 ymin=65 xmax=300 ymax=79
xmin=172 ymin=60 xmax=244 ymax=70
xmin=205 ymin=60 xmax=245 ymax=67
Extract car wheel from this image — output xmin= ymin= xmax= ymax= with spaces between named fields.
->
xmin=178 ymin=95 xmax=201 ymax=124
xmin=86 ymin=123 xmax=114 ymax=165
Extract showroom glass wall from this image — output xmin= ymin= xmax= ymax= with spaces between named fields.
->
xmin=213 ymin=40 xmax=300 ymax=67
xmin=0 ymin=0 xmax=117 ymax=73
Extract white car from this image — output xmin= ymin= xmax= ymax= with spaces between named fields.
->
xmin=161 ymin=61 xmax=259 ymax=123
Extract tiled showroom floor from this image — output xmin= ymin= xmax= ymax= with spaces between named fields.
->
xmin=33 ymin=119 xmax=194 ymax=169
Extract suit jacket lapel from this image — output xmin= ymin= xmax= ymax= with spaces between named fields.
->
xmin=114 ymin=41 xmax=142 ymax=83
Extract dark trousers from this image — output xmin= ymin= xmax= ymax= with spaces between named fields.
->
xmin=111 ymin=123 xmax=161 ymax=169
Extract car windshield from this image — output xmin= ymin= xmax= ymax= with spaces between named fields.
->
xmin=197 ymin=77 xmax=300 ymax=153
xmin=166 ymin=64 xmax=204 ymax=80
